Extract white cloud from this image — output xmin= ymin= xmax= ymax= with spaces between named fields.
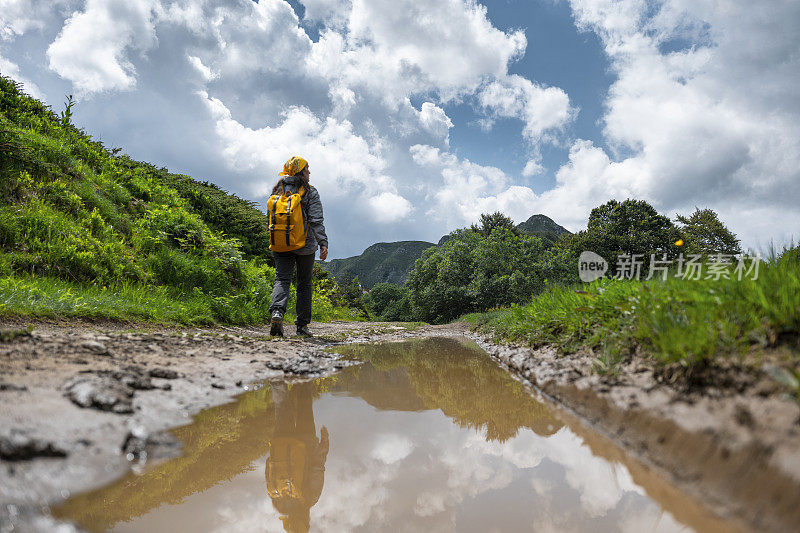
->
xmin=46 ymin=0 xmax=159 ymax=95
xmin=410 ymin=144 xmax=540 ymax=227
xmin=417 ymin=102 xmax=453 ymax=145
xmin=0 ymin=55 xmax=44 ymax=99
xmin=522 ymin=159 xmax=544 ymax=177
xmin=300 ymin=0 xmax=351 ymax=27
xmin=200 ymin=0 xmax=311 ymax=76
xmin=187 ymin=54 xmax=217 ymax=81
xmin=0 ymin=0 xmax=69 ymax=40
xmin=548 ymin=0 xmax=800 ymax=245
xmin=306 ymin=0 xmax=526 ymax=108
xmin=200 ymin=90 xmax=412 ymax=226
xmin=368 ymin=192 xmax=412 ymax=224
xmin=478 ymin=74 xmax=575 ymax=143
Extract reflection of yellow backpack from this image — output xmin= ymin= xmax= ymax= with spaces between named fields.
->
xmin=267 ymin=437 xmax=307 ymax=499
xmin=267 ymin=186 xmax=306 ymax=252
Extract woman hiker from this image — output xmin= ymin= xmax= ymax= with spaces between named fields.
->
xmin=268 ymin=156 xmax=328 ymax=337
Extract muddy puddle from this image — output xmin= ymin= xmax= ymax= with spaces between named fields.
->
xmin=52 ymin=337 xmax=737 ymax=532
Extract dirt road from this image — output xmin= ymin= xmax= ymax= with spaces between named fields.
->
xmin=2 ymin=318 xmax=799 ymax=532
xmin=0 ymin=319 xmax=442 ymax=529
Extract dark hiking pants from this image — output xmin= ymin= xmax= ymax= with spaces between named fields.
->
xmin=270 ymin=251 xmax=315 ymax=327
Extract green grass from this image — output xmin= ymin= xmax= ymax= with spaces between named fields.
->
xmin=0 ymin=274 xmax=367 ymax=326
xmin=0 ymin=276 xmax=216 ymax=324
xmin=471 ymin=247 xmax=800 ymax=372
xmin=0 ymin=75 xmax=363 ymax=326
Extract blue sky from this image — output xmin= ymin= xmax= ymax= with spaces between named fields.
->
xmin=1 ymin=0 xmax=798 ymax=258
xmin=448 ymin=0 xmax=613 ymax=193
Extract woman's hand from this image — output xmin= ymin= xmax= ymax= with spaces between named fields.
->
xmin=319 ymin=246 xmax=328 ymax=261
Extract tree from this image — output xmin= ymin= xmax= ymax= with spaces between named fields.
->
xmin=566 ymin=198 xmax=681 ymax=275
xmin=367 ymin=283 xmax=407 ymax=317
xmin=380 ymin=290 xmax=415 ymax=321
xmin=337 ymin=269 xmax=370 ymax=318
xmin=471 ymin=227 xmax=544 ymax=310
xmin=470 ymin=212 xmax=516 ymax=237
xmin=407 ymin=232 xmax=477 ymax=323
xmin=407 ymin=224 xmax=548 ymax=323
xmin=676 ymin=208 xmax=741 ymax=256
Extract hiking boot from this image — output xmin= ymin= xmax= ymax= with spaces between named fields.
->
xmin=269 ymin=311 xmax=284 ymax=337
xmin=295 ymin=324 xmax=312 ymax=338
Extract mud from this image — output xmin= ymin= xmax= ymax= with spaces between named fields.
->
xmin=1 ymin=318 xmax=799 ymax=532
xmin=0 ymin=318 xmax=426 ymax=531
xmin=470 ymin=333 xmax=800 ymax=533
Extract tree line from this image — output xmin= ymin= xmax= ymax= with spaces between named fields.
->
xmin=363 ymin=199 xmax=741 ymax=324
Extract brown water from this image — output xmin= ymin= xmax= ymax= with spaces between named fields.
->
xmin=53 ymin=337 xmax=734 ymax=532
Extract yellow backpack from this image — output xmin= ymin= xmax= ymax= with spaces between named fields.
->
xmin=266 ymin=437 xmax=307 ymax=500
xmin=267 ymin=186 xmax=306 ymax=252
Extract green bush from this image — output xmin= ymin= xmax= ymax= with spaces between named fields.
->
xmin=366 ymin=283 xmax=416 ymax=321
xmin=407 ymin=226 xmax=546 ymax=323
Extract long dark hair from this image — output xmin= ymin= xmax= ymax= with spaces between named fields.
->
xmin=271 ymin=168 xmax=309 ymax=195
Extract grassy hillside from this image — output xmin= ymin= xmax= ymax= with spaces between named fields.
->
xmin=320 ymin=240 xmax=436 ymax=289
xmin=0 ymin=75 xmax=360 ymax=324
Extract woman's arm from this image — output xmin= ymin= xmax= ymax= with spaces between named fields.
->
xmin=306 ymin=187 xmax=328 ymax=257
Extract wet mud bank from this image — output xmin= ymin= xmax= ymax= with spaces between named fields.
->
xmin=2 ymin=318 xmax=798 ymax=532
xmin=0 ymin=319 xmax=411 ymax=530
xmin=471 ymin=332 xmax=800 ymax=533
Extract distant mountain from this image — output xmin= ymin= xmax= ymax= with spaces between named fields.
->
xmin=320 ymin=241 xmax=436 ymax=289
xmin=516 ymin=214 xmax=570 ymax=236
xmin=516 ymin=214 xmax=571 ymax=247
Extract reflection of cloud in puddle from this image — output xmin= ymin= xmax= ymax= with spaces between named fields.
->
xmin=313 ymin=402 xmax=684 ymax=531
xmin=156 ymin=395 xmax=686 ymax=533
xmin=370 ymin=433 xmax=415 ymax=464
xmin=205 ymin=462 xmax=291 ymax=532
xmin=414 ymin=490 xmax=447 ymax=517
xmin=536 ymin=429 xmax=643 ymax=517
xmin=311 ymin=451 xmax=398 ymax=530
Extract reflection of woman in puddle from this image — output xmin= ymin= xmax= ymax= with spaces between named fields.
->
xmin=266 ymin=381 xmax=329 ymax=533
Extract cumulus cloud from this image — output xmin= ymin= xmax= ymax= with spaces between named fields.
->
xmin=0 ymin=55 xmax=44 ymax=99
xmin=187 ymin=54 xmax=217 ymax=81
xmin=548 ymin=0 xmax=800 ymax=244
xmin=368 ymin=192 xmax=412 ymax=224
xmin=478 ymin=74 xmax=574 ymax=143
xmin=522 ymin=158 xmax=544 ymax=177
xmin=46 ymin=0 xmax=159 ymax=95
xmin=199 ymin=91 xmax=412 ymax=226
xmin=417 ymin=102 xmax=453 ymax=145
xmin=306 ymin=0 xmax=527 ymax=108
xmin=0 ymin=0 xmax=70 ymax=40
xmin=411 ymin=144 xmax=542 ymax=227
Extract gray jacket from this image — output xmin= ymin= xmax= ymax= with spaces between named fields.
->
xmin=276 ymin=176 xmax=328 ymax=255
